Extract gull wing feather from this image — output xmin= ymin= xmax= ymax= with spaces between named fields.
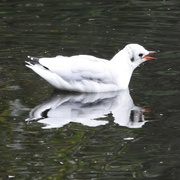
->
xmin=38 ymin=55 xmax=113 ymax=84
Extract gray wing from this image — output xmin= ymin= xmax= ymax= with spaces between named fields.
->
xmin=36 ymin=55 xmax=113 ymax=84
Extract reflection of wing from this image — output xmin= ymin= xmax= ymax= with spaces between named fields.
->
xmin=39 ymin=55 xmax=113 ymax=84
xmin=26 ymin=92 xmax=117 ymax=129
xmin=26 ymin=90 xmax=148 ymax=129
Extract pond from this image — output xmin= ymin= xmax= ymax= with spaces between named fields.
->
xmin=0 ymin=0 xmax=180 ymax=179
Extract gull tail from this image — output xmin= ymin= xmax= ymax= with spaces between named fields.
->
xmin=26 ymin=56 xmax=49 ymax=70
xmin=27 ymin=56 xmax=40 ymax=64
xmin=26 ymin=56 xmax=40 ymax=68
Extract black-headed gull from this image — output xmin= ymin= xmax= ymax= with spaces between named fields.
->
xmin=26 ymin=44 xmax=156 ymax=92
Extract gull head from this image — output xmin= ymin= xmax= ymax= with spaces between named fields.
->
xmin=123 ymin=44 xmax=156 ymax=69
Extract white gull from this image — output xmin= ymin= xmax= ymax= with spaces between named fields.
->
xmin=26 ymin=44 xmax=156 ymax=92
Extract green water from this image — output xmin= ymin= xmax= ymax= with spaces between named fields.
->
xmin=0 ymin=0 xmax=180 ymax=179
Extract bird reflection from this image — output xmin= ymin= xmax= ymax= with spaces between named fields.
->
xmin=26 ymin=89 xmax=149 ymax=129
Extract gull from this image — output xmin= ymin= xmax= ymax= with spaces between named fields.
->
xmin=26 ymin=44 xmax=156 ymax=92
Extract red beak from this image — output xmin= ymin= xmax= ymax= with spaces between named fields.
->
xmin=144 ymin=51 xmax=157 ymax=61
xmin=141 ymin=109 xmax=151 ymax=113
xmin=148 ymin=51 xmax=156 ymax=54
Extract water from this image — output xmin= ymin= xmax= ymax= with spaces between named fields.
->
xmin=0 ymin=0 xmax=180 ymax=179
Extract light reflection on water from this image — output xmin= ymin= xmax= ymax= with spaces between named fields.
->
xmin=26 ymin=90 xmax=149 ymax=129
xmin=0 ymin=0 xmax=180 ymax=179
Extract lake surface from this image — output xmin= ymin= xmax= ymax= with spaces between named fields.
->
xmin=0 ymin=0 xmax=180 ymax=179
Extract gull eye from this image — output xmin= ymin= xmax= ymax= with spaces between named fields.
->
xmin=139 ymin=53 xmax=143 ymax=57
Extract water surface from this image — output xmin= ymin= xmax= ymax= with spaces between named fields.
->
xmin=0 ymin=0 xmax=180 ymax=179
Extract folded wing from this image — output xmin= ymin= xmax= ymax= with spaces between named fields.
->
xmin=38 ymin=55 xmax=113 ymax=84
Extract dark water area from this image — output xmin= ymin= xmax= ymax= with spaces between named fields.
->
xmin=0 ymin=0 xmax=180 ymax=179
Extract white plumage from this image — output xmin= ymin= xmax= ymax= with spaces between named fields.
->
xmin=26 ymin=44 xmax=156 ymax=92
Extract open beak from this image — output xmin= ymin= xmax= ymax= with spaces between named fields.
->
xmin=143 ymin=51 xmax=157 ymax=61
